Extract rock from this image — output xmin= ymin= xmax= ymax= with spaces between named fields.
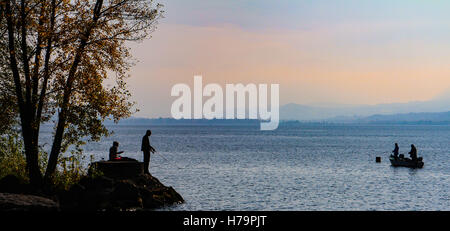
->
xmin=110 ymin=180 xmax=143 ymax=209
xmin=92 ymin=176 xmax=115 ymax=189
xmin=81 ymin=190 xmax=112 ymax=211
xmin=136 ymin=176 xmax=184 ymax=209
xmin=78 ymin=177 xmax=94 ymax=189
xmin=58 ymin=183 xmax=85 ymax=211
xmin=0 ymin=165 xmax=183 ymax=211
xmin=90 ymin=160 xmax=144 ymax=179
xmin=166 ymin=186 xmax=184 ymax=203
xmin=70 ymin=183 xmax=86 ymax=193
xmin=79 ymin=175 xmax=114 ymax=191
xmin=0 ymin=192 xmax=59 ymax=211
xmin=139 ymin=187 xmax=164 ymax=208
xmin=0 ymin=175 xmax=26 ymax=193
xmin=58 ymin=169 xmax=183 ymax=211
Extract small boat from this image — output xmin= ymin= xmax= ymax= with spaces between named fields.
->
xmin=389 ymin=155 xmax=424 ymax=168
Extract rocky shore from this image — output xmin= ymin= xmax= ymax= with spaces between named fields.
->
xmin=0 ymin=160 xmax=184 ymax=211
xmin=59 ymin=173 xmax=184 ymax=211
xmin=0 ymin=192 xmax=59 ymax=211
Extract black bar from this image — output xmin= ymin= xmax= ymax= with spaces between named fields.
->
xmin=3 ymin=211 xmax=448 ymax=230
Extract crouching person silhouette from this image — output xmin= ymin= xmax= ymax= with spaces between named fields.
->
xmin=109 ymin=141 xmax=124 ymax=161
xmin=141 ymin=130 xmax=156 ymax=174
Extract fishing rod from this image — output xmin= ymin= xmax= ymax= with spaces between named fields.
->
xmin=152 ymin=151 xmax=185 ymax=170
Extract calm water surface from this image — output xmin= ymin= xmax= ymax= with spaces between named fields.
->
xmin=41 ymin=124 xmax=450 ymax=210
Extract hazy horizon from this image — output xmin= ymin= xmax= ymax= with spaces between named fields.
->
xmin=117 ymin=95 xmax=450 ymax=120
xmin=111 ymin=0 xmax=450 ymax=118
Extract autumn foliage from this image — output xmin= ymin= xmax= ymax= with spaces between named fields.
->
xmin=0 ymin=0 xmax=163 ymax=187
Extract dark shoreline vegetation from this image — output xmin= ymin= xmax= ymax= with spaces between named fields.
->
xmin=0 ymin=134 xmax=183 ymax=211
xmin=0 ymin=0 xmax=175 ymax=211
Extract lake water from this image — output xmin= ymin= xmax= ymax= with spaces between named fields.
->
xmin=41 ymin=124 xmax=450 ymax=210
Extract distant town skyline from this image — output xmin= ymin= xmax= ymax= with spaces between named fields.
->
xmin=116 ymin=0 xmax=450 ymax=118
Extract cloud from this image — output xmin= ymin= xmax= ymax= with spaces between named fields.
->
xmin=124 ymin=23 xmax=450 ymax=117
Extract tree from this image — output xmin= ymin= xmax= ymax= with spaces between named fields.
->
xmin=0 ymin=0 xmax=163 ymax=187
xmin=0 ymin=4 xmax=18 ymax=135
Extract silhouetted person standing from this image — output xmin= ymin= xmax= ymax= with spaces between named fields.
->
xmin=409 ymin=144 xmax=417 ymax=162
xmin=392 ymin=143 xmax=399 ymax=160
xmin=141 ymin=130 xmax=155 ymax=174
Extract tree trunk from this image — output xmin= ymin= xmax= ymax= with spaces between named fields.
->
xmin=4 ymin=0 xmax=43 ymax=187
xmin=44 ymin=0 xmax=104 ymax=182
xmin=23 ymin=126 xmax=43 ymax=187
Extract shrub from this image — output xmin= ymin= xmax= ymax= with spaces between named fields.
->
xmin=0 ymin=132 xmax=94 ymax=190
xmin=51 ymin=151 xmax=88 ymax=190
xmin=0 ymin=133 xmax=28 ymax=181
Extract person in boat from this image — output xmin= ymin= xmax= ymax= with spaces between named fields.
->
xmin=141 ymin=130 xmax=156 ymax=174
xmin=408 ymin=144 xmax=418 ymax=162
xmin=109 ymin=141 xmax=124 ymax=161
xmin=392 ymin=143 xmax=399 ymax=160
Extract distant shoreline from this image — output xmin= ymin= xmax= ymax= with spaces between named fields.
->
xmin=100 ymin=118 xmax=450 ymax=126
xmin=39 ymin=117 xmax=450 ymax=128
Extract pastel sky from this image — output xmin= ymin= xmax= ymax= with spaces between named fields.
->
xmin=121 ymin=0 xmax=450 ymax=118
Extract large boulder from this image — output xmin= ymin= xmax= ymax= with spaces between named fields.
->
xmin=89 ymin=159 xmax=144 ymax=179
xmin=0 ymin=192 xmax=59 ymax=211
xmin=59 ymin=176 xmax=116 ymax=211
xmin=57 ymin=160 xmax=183 ymax=211
xmin=110 ymin=180 xmax=143 ymax=209
xmin=79 ymin=175 xmax=114 ymax=191
xmin=140 ymin=187 xmax=164 ymax=208
xmin=58 ymin=183 xmax=85 ymax=211
xmin=0 ymin=175 xmax=28 ymax=194
xmin=59 ymin=173 xmax=184 ymax=211
xmin=0 ymin=163 xmax=183 ymax=211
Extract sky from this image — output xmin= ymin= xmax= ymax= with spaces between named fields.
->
xmin=121 ymin=0 xmax=450 ymax=118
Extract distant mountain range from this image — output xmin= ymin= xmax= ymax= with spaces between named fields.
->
xmin=108 ymin=110 xmax=450 ymax=126
xmin=354 ymin=111 xmax=450 ymax=123
xmin=106 ymin=93 xmax=450 ymax=125
xmin=280 ymin=94 xmax=450 ymax=121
